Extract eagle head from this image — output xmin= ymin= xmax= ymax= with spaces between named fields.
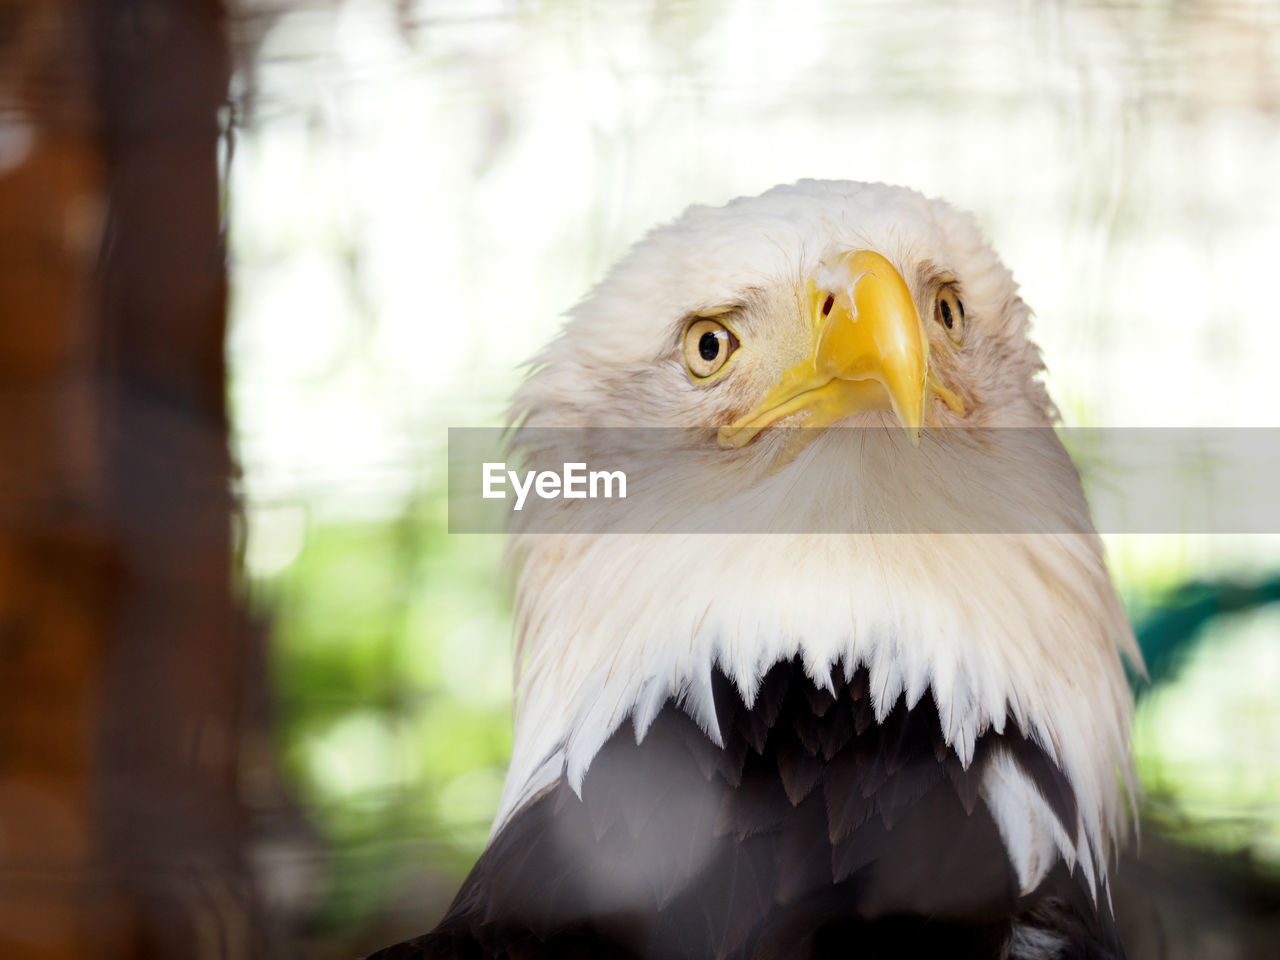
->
xmin=477 ymin=181 xmax=1139 ymax=953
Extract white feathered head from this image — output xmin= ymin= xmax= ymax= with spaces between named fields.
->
xmin=497 ymin=180 xmax=1141 ymax=901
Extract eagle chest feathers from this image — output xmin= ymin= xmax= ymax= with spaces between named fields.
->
xmin=369 ymin=181 xmax=1139 ymax=960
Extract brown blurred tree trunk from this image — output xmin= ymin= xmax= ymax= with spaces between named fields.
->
xmin=0 ymin=1 xmax=258 ymax=956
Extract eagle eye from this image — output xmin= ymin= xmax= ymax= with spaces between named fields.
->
xmin=934 ymin=287 xmax=965 ymax=345
xmin=683 ymin=318 xmax=739 ymax=379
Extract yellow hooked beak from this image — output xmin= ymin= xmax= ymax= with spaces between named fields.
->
xmin=718 ymin=250 xmax=963 ymax=450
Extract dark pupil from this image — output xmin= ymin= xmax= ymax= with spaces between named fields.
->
xmin=698 ymin=330 xmax=721 ymax=361
xmin=940 ymin=299 xmax=954 ymax=329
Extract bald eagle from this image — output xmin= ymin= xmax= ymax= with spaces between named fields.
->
xmin=372 ymin=181 xmax=1140 ymax=959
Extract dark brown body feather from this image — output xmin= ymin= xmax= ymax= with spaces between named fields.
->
xmin=369 ymin=658 xmax=1121 ymax=960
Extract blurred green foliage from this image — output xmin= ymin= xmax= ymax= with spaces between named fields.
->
xmin=254 ymin=498 xmax=514 ymax=933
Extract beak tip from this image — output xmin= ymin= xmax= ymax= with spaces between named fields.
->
xmin=717 ymin=425 xmax=749 ymax=450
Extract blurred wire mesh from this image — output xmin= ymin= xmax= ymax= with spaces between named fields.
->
xmin=222 ymin=0 xmax=1280 ymax=954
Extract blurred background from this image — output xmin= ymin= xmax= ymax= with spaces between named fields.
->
xmin=3 ymin=0 xmax=1280 ymax=957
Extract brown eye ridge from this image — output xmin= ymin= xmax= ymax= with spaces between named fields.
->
xmin=684 ymin=318 xmax=740 ymax=379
